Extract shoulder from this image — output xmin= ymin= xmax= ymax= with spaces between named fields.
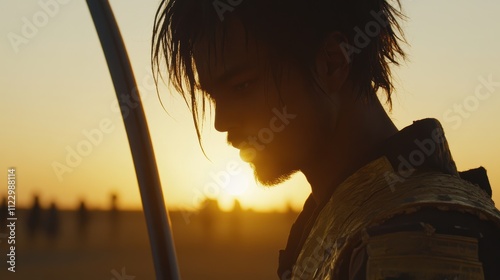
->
xmin=345 ymin=208 xmax=500 ymax=280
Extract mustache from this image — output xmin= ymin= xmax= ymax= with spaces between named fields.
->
xmin=227 ymin=133 xmax=250 ymax=148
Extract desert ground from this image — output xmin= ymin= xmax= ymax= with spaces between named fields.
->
xmin=0 ymin=203 xmax=298 ymax=280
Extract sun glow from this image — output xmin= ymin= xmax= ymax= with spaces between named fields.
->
xmin=224 ymin=168 xmax=253 ymax=197
xmin=209 ymin=165 xmax=256 ymax=211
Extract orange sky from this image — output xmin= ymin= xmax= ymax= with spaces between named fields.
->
xmin=1 ymin=0 xmax=499 ymax=212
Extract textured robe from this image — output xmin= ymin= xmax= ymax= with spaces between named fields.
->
xmin=278 ymin=119 xmax=500 ymax=280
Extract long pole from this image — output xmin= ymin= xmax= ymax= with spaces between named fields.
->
xmin=86 ymin=1 xmax=180 ymax=279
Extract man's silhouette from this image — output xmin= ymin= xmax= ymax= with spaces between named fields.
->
xmin=27 ymin=195 xmax=42 ymax=237
xmin=46 ymin=202 xmax=60 ymax=239
xmin=77 ymin=200 xmax=90 ymax=241
xmin=152 ymin=1 xmax=500 ymax=278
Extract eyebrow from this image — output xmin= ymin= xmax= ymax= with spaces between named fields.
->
xmin=201 ymin=63 xmax=254 ymax=92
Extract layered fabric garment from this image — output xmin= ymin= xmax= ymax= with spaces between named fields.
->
xmin=278 ymin=119 xmax=500 ymax=280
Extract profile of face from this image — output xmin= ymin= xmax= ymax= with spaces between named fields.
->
xmin=194 ymin=20 xmax=346 ymax=186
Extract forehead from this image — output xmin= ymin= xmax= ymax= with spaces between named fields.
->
xmin=193 ymin=19 xmax=265 ymax=89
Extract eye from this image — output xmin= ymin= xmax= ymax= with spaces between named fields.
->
xmin=233 ymin=79 xmax=255 ymax=92
xmin=234 ymin=81 xmax=250 ymax=91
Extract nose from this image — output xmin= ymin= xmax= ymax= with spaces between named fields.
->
xmin=213 ymin=100 xmax=236 ymax=133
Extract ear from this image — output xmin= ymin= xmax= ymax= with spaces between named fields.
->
xmin=315 ymin=32 xmax=350 ymax=95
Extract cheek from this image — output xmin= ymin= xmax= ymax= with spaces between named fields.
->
xmin=279 ymin=92 xmax=339 ymax=154
xmin=245 ymin=70 xmax=338 ymax=157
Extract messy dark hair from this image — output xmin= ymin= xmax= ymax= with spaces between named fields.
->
xmin=152 ymin=0 xmax=406 ymax=140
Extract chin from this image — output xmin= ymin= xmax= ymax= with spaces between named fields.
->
xmin=250 ymin=160 xmax=296 ymax=187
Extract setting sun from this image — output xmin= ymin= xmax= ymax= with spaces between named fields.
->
xmin=224 ymin=169 xmax=252 ymax=197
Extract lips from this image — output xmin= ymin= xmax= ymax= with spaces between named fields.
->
xmin=228 ymin=134 xmax=259 ymax=162
xmin=227 ymin=134 xmax=247 ymax=150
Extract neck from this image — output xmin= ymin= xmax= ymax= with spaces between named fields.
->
xmin=302 ymin=98 xmax=398 ymax=205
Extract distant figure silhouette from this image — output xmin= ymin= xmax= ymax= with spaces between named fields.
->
xmin=230 ymin=199 xmax=242 ymax=239
xmin=0 ymin=197 xmax=7 ymax=231
xmin=46 ymin=202 xmax=59 ymax=239
xmin=27 ymin=195 xmax=43 ymax=237
xmin=232 ymin=199 xmax=243 ymax=213
xmin=199 ymin=198 xmax=219 ymax=241
xmin=77 ymin=200 xmax=90 ymax=240
xmin=110 ymin=193 xmax=119 ymax=213
xmin=109 ymin=193 xmax=120 ymax=238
